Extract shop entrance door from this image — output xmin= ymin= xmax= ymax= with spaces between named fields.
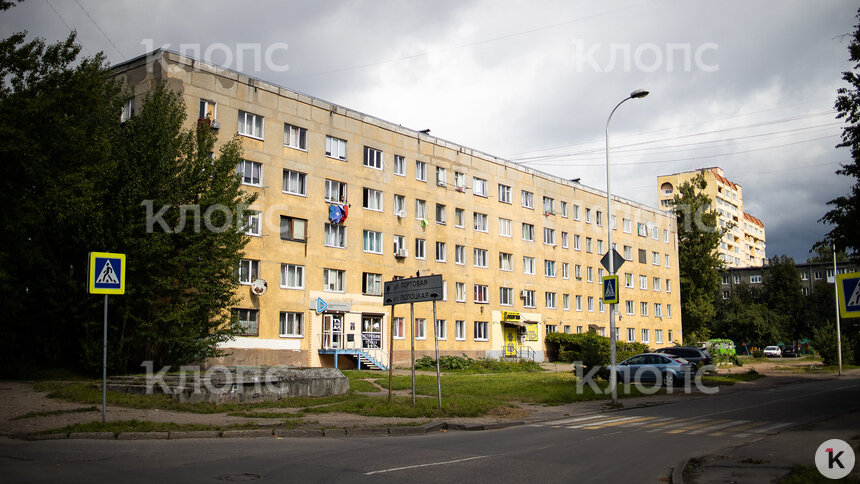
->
xmin=322 ymin=313 xmax=343 ymax=349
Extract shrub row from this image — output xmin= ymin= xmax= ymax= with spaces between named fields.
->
xmin=413 ymin=355 xmax=543 ymax=373
xmin=545 ymin=331 xmax=649 ymax=368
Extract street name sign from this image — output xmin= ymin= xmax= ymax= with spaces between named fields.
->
xmin=837 ymin=272 xmax=860 ymax=319
xmin=384 ymin=274 xmax=444 ymax=306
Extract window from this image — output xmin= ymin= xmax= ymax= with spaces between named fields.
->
xmin=665 ymin=254 xmax=671 ymax=268
xmin=363 ymin=188 xmax=383 ymax=211
xmin=623 ymin=218 xmax=632 ymax=233
xmin=561 ymin=232 xmax=569 ymax=248
xmin=394 ymin=155 xmax=405 ymax=176
xmin=415 ymin=239 xmax=426 ymax=259
xmin=544 ymin=228 xmax=556 ymax=246
xmin=279 ymin=312 xmax=303 ymax=337
xmin=436 ymin=167 xmax=447 ymax=186
xmin=522 ymin=223 xmax=535 ymax=241
xmin=363 ymin=146 xmax=383 ymax=169
xmin=499 ymin=253 xmax=513 ymax=271
xmin=455 ymin=208 xmax=465 ymax=228
xmin=597 ymin=239 xmax=604 ymax=254
xmin=562 ymin=263 xmax=570 ymax=279
xmin=640 ymin=302 xmax=649 ymax=316
xmin=500 ymin=287 xmax=513 ymax=306
xmin=325 ymin=224 xmax=346 ymax=248
xmin=625 ymin=273 xmax=634 ymax=288
xmin=587 ymin=267 xmax=593 ymax=283
xmin=455 ymin=172 xmax=466 ymax=190
xmin=722 ymin=275 xmax=730 ymax=285
xmin=666 ymin=279 xmax=672 ymax=293
xmin=664 ymin=229 xmax=669 ymax=243
xmin=652 ymin=227 xmax=659 ymax=240
xmin=362 ymin=272 xmax=382 ymax=295
xmin=394 ymin=317 xmax=405 ymax=339
xmin=244 ymin=211 xmax=261 ymax=236
xmin=521 ymin=190 xmax=534 ymax=208
xmin=637 ymin=222 xmax=648 ymax=237
xmin=198 ymin=99 xmax=215 ymax=120
xmin=474 ymin=321 xmax=489 ymax=341
xmin=499 ymin=218 xmax=512 ymax=237
xmin=473 ymin=248 xmax=488 ymax=268
xmin=234 ymin=308 xmax=259 ymax=336
xmin=415 ymin=161 xmax=427 ymax=181
xmin=435 ymin=319 xmax=447 ymax=340
xmin=394 ymin=194 xmax=406 ymax=216
xmin=474 ymin=284 xmax=489 ymax=303
xmin=415 ymin=318 xmax=426 ymax=340
xmin=474 ymin=212 xmax=488 ymax=232
xmin=498 ymin=184 xmax=512 ymax=203
xmin=323 ymin=268 xmax=345 ymax=292
xmin=325 ymin=136 xmax=347 ymax=160
xmin=547 ymin=324 xmax=557 ymax=334
xmin=585 ymin=208 xmax=592 ymax=223
xmin=456 ymin=282 xmax=466 ymax=302
xmin=575 ymin=295 xmax=582 ymax=311
xmin=280 ymin=264 xmax=304 ymax=289
xmin=624 ymin=245 xmax=633 ymax=260
xmin=573 ymin=204 xmax=581 ymax=220
xmin=238 ymin=259 xmax=259 ymax=285
xmin=238 ymin=110 xmax=263 ymax=139
xmin=653 ymin=277 xmax=661 ymax=291
xmin=668 ymin=304 xmax=673 ymax=318
xmin=238 ymin=160 xmax=262 ymax=186
xmin=435 ymin=204 xmax=446 ymax=224
xmin=585 ymin=237 xmax=593 ymax=253
xmin=543 ymin=197 xmax=555 ymax=214
xmin=575 ymin=265 xmax=583 ymax=279
xmin=587 ymin=296 xmax=594 ymax=312
xmin=544 ymin=260 xmax=556 ymax=277
xmin=546 ymin=292 xmax=557 ymax=309
xmin=283 ymin=169 xmax=306 ymax=195
xmin=324 ymin=179 xmax=347 ymax=203
xmin=284 ymin=123 xmax=307 ymax=150
xmin=560 ymin=201 xmax=568 ymax=217
xmin=627 ymin=328 xmax=636 ymax=342
xmin=655 ymin=303 xmax=663 ymax=318
xmin=393 ymin=235 xmax=406 ymax=253
xmin=414 ymin=199 xmax=426 ymax=220
xmin=652 ymin=251 xmax=660 ymax=265
xmin=362 ymin=230 xmax=383 ymax=254
xmin=435 ymin=242 xmax=446 ymax=262
xmin=750 ymin=274 xmax=762 ymax=283
xmin=563 ymin=294 xmax=570 ymax=310
xmin=641 ymin=329 xmax=650 ymax=343
xmin=455 ymin=320 xmax=466 ymax=340
xmin=280 ymin=216 xmax=307 ymax=242
xmin=574 ymin=234 xmax=581 ymax=250
xmin=626 ymin=300 xmax=634 ymax=315
xmin=522 ymin=290 xmax=535 ymax=308
xmin=473 ymin=177 xmax=488 ymax=197
xmin=640 ymin=275 xmax=648 ymax=290
xmin=455 ymin=245 xmax=465 ymax=265
xmin=523 ymin=256 xmax=536 ymax=275
xmin=638 ymin=249 xmax=647 ymax=264
xmin=655 ymin=329 xmax=663 ymax=344
xmin=595 ymin=210 xmax=603 ymax=226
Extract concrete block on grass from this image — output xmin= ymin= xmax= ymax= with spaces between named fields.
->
xmin=169 ymin=431 xmax=220 ymax=440
xmin=221 ymin=429 xmax=273 ymax=439
xmin=322 ymin=428 xmax=347 ymax=437
xmin=273 ymin=429 xmax=324 ymax=438
xmin=69 ymin=432 xmax=115 ymax=440
xmin=387 ymin=426 xmax=427 ymax=436
xmin=117 ymin=432 xmax=169 ymax=440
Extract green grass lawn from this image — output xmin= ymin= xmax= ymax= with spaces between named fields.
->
xmin=699 ymin=371 xmax=764 ymax=385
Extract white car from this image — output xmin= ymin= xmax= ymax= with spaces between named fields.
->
xmin=763 ymin=345 xmax=782 ymax=357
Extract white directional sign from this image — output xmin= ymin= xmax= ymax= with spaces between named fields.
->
xmin=384 ymin=275 xmax=444 ymax=306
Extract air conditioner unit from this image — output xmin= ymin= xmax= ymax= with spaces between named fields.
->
xmin=520 ymin=290 xmax=528 ymax=298
xmin=210 ymin=120 xmax=221 ymax=130
xmin=395 ymin=249 xmax=408 ymax=258
xmin=396 ymin=210 xmax=406 ymax=218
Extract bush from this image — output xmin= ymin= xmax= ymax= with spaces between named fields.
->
xmin=752 ymin=349 xmax=765 ymax=358
xmin=413 ymin=354 xmax=543 ymax=373
xmin=812 ymin=323 xmax=855 ymax=366
xmin=545 ymin=332 xmax=649 ymax=367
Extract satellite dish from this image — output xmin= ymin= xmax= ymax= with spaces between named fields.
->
xmin=251 ymin=279 xmax=268 ymax=296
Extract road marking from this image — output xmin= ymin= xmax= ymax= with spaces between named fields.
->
xmin=545 ymin=414 xmax=611 ymax=426
xmin=690 ymin=420 xmax=750 ymax=435
xmin=583 ymin=416 xmax=657 ymax=429
xmin=647 ymin=418 xmax=706 ymax=432
xmin=710 ymin=420 xmax=773 ymax=436
xmin=566 ymin=416 xmax=640 ymax=429
xmin=364 ymin=455 xmax=493 ymax=475
xmin=750 ymin=422 xmax=793 ymax=434
xmin=666 ymin=419 xmax=731 ymax=434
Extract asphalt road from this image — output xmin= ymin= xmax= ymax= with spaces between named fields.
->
xmin=2 ymin=376 xmax=858 ymax=483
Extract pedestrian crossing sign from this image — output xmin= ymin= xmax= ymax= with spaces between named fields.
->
xmin=88 ymin=252 xmax=126 ymax=295
xmin=602 ymin=275 xmax=619 ymax=305
xmin=837 ymin=272 xmax=860 ymax=319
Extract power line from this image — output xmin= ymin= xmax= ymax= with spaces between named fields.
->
xmin=46 ymin=0 xmax=92 ymax=56
xmin=74 ymin=0 xmax=124 ymax=59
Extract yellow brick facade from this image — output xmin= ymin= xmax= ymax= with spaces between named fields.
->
xmin=115 ymin=50 xmax=683 ymax=368
xmin=657 ymin=167 xmax=766 ymax=268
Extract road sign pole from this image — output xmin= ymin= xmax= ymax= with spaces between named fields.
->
xmin=833 ymin=245 xmax=843 ymax=376
xmin=102 ymin=294 xmax=108 ymax=423
xmin=410 ymin=303 xmax=415 ymax=407
xmin=433 ymin=300 xmax=442 ymax=410
xmin=388 ymin=304 xmax=394 ymax=403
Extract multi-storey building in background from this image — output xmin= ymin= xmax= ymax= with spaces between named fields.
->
xmin=114 ymin=50 xmax=682 ymax=369
xmin=657 ymin=167 xmax=766 ymax=268
xmin=720 ymin=260 xmax=860 ymax=299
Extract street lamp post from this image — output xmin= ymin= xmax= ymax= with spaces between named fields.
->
xmin=605 ymin=89 xmax=649 ymax=406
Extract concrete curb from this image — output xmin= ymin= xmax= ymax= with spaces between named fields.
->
xmin=69 ymin=432 xmax=115 ymax=440
xmin=221 ymin=429 xmax=274 ymax=439
xmin=169 ymin=430 xmax=221 ymax=439
xmin=671 ymin=457 xmax=688 ymax=484
xmin=117 ymin=431 xmax=169 ymax=440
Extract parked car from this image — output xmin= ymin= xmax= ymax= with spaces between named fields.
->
xmin=655 ymin=346 xmax=713 ymax=369
xmin=607 ymin=353 xmax=693 ymax=386
xmin=763 ymin=345 xmax=782 ymax=357
xmin=782 ymin=346 xmax=800 ymax=357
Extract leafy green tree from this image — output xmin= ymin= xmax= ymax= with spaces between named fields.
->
xmin=713 ymin=288 xmax=782 ymax=348
xmin=763 ymin=255 xmax=804 ymax=339
xmin=670 ymin=171 xmax=729 ymax=343
xmin=818 ymin=7 xmax=860 ymax=261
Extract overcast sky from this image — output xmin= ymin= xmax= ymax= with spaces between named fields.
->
xmin=3 ymin=0 xmax=857 ymax=262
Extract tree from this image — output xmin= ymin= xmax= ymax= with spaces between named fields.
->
xmin=670 ymin=171 xmax=729 ymax=343
xmin=818 ymin=7 xmax=860 ymax=261
xmin=763 ymin=255 xmax=804 ymax=339
xmin=713 ymin=290 xmax=782 ymax=348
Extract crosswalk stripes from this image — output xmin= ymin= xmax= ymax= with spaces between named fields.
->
xmin=531 ymin=414 xmax=793 ymax=438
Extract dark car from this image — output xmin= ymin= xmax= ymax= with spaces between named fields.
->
xmin=782 ymin=346 xmax=801 ymax=357
xmin=607 ymin=353 xmax=693 ymax=386
xmin=655 ymin=346 xmax=713 ymax=369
